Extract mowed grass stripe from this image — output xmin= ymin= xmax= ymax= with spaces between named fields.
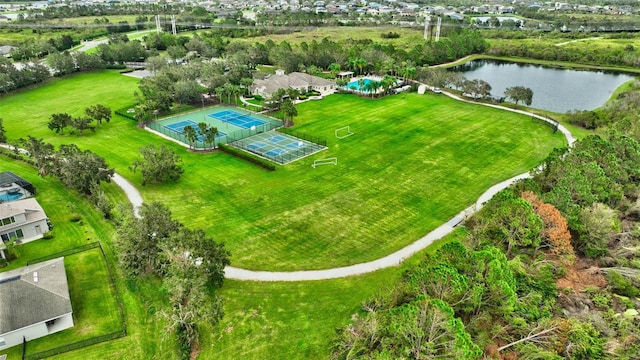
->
xmin=0 ymin=72 xmax=564 ymax=271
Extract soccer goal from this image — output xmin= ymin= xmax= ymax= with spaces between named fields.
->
xmin=335 ymin=126 xmax=354 ymax=139
xmin=312 ymin=157 xmax=338 ymax=168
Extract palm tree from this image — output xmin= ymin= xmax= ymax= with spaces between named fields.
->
xmin=204 ymin=126 xmax=219 ymax=149
xmin=183 ymin=125 xmax=198 ymax=150
xmin=197 ymin=122 xmax=208 ymax=148
xmin=381 ymin=75 xmax=397 ymax=95
xmin=362 ymin=81 xmax=373 ymax=97
xmin=286 ymin=88 xmax=300 ymax=101
xmin=355 ymin=58 xmax=367 ymax=75
xmin=281 ymin=99 xmax=297 ymax=127
xmin=369 ymin=80 xmax=381 ymax=98
xmin=329 ymin=63 xmax=341 ymax=78
xmin=357 ymin=78 xmax=365 ymax=94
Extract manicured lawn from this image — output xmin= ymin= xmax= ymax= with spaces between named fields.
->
xmin=3 ymin=247 xmax=122 ymax=358
xmin=143 ymin=93 xmax=565 ymax=270
xmin=0 ymin=72 xmax=565 ymax=271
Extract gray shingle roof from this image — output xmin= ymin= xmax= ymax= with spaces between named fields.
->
xmin=0 ymin=258 xmax=72 ymax=334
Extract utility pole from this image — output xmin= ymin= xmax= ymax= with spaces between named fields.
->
xmin=435 ymin=16 xmax=442 ymax=42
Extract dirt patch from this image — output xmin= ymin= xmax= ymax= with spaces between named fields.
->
xmin=556 ymin=258 xmax=606 ymax=292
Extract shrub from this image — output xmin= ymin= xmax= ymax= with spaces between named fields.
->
xmin=0 ymin=258 xmax=7 ymax=268
xmin=218 ymin=144 xmax=276 ymax=171
xmin=381 ymin=31 xmax=400 ymax=39
xmin=70 ymin=214 xmax=82 ymax=222
xmin=42 ymin=231 xmax=54 ymax=240
xmin=254 ymin=95 xmax=263 ymax=101
xmin=607 ymin=271 xmax=640 ymax=298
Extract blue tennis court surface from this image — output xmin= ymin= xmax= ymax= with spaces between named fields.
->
xmin=163 ymin=120 xmax=226 ymax=141
xmin=208 ymin=110 xmax=267 ymax=129
xmin=230 ymin=131 xmax=327 ymax=165
xmin=265 ymin=148 xmax=286 ymax=157
xmin=247 ymin=142 xmax=267 ymax=150
xmin=267 ymin=135 xmax=287 ymax=143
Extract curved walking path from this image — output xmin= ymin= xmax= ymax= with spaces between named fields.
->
xmin=0 ymin=90 xmax=574 ymax=281
xmin=106 ymin=90 xmax=575 ymax=281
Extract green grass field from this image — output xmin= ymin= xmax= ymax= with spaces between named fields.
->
xmin=238 ymin=26 xmax=426 ymax=49
xmin=0 ymin=66 xmax=575 ymax=359
xmin=0 ymin=71 xmax=566 ymax=271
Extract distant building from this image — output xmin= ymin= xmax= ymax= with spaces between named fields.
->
xmin=0 ymin=257 xmax=74 ymax=350
xmin=251 ymin=69 xmax=337 ymax=98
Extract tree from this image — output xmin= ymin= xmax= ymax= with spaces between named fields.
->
xmin=204 ymin=126 xmax=219 ymax=150
xmin=281 ymin=98 xmax=298 ymax=127
xmin=19 ymin=136 xmax=55 ymax=176
xmin=578 ymin=203 xmax=617 ymax=258
xmin=521 ymin=191 xmax=575 ymax=265
xmin=130 ymin=145 xmax=184 ymax=185
xmin=331 ymin=296 xmax=481 ymax=359
xmin=160 ymin=231 xmax=228 ymax=359
xmin=0 ymin=118 xmax=5 ymax=143
xmin=504 ymin=86 xmax=534 ymax=107
xmin=47 ymin=52 xmax=75 ymax=76
xmin=183 ymin=125 xmax=198 ymax=149
xmin=85 ymin=104 xmax=112 ymax=127
xmin=116 ymin=202 xmax=181 ymax=276
xmin=71 ymin=116 xmax=92 ymax=135
xmin=55 ymin=144 xmax=114 ymax=195
xmin=48 ymin=113 xmax=72 ymax=134
xmin=173 ymin=80 xmax=202 ymax=105
xmin=89 ymin=182 xmax=113 ymax=219
xmin=329 ymin=62 xmax=341 ymax=77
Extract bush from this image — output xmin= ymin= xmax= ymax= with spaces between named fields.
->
xmin=70 ymin=214 xmax=82 ymax=222
xmin=381 ymin=31 xmax=400 ymax=39
xmin=254 ymin=95 xmax=263 ymax=101
xmin=607 ymin=271 xmax=640 ymax=298
xmin=42 ymin=231 xmax=54 ymax=240
xmin=0 ymin=258 xmax=7 ymax=268
xmin=218 ymin=144 xmax=276 ymax=171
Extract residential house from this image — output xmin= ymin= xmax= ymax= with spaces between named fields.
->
xmin=0 ymin=198 xmax=51 ymax=259
xmin=0 ymin=257 xmax=74 ymax=350
xmin=251 ymin=69 xmax=337 ymax=98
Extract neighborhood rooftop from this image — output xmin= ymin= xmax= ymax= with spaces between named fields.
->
xmin=0 ymin=257 xmax=72 ymax=335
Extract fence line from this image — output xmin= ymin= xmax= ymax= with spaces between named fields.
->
xmin=22 ymin=242 xmax=127 ymax=360
xmin=277 ymin=128 xmax=327 ymax=147
xmin=147 ymin=120 xmax=282 ymax=149
xmin=24 ymin=330 xmax=127 ymax=360
xmin=26 ymin=242 xmax=100 ymax=265
xmin=230 ymin=138 xmax=325 ymax=165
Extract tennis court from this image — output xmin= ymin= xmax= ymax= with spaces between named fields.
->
xmin=164 ymin=120 xmax=228 ymax=142
xmin=231 ymin=131 xmax=326 ymax=165
xmin=147 ymin=106 xmax=282 ymax=150
xmin=208 ymin=109 xmax=267 ymax=129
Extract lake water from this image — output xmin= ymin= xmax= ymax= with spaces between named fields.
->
xmin=451 ymin=60 xmax=636 ymax=113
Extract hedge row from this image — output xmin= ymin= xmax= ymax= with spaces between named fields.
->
xmin=218 ymin=144 xmax=276 ymax=171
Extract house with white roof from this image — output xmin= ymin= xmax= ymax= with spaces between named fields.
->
xmin=251 ymin=69 xmax=337 ymax=98
xmin=0 ymin=257 xmax=74 ymax=350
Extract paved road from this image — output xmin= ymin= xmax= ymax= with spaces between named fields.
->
xmin=106 ymin=91 xmax=575 ymax=281
xmin=75 ymin=30 xmax=156 ymax=53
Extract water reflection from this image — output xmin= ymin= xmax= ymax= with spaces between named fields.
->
xmin=450 ymin=60 xmax=636 ymax=113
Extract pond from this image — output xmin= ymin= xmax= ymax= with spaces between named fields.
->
xmin=451 ymin=60 xmax=637 ymax=113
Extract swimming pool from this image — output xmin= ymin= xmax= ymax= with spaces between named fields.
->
xmin=0 ymin=190 xmax=23 ymax=202
xmin=344 ymin=78 xmax=375 ymax=92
